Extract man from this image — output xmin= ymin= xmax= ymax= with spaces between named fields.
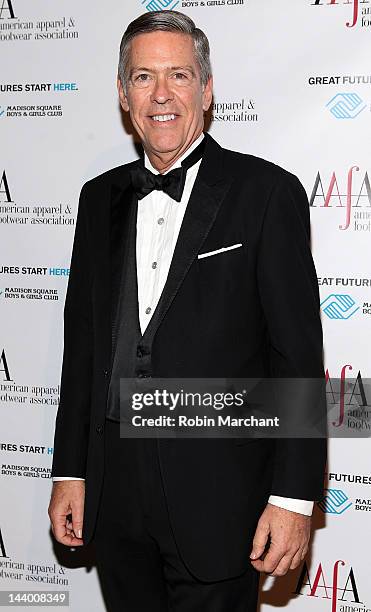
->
xmin=48 ymin=10 xmax=326 ymax=612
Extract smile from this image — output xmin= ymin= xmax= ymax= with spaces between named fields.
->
xmin=151 ymin=114 xmax=177 ymax=122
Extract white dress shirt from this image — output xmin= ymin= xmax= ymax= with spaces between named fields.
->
xmin=53 ymin=133 xmax=313 ymax=517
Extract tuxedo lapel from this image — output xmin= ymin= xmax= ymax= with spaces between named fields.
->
xmin=109 ymin=171 xmax=140 ymax=365
xmin=141 ymin=133 xmax=233 ymax=343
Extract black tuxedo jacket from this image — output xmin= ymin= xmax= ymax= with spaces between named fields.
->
xmin=51 ymin=133 xmax=326 ymax=582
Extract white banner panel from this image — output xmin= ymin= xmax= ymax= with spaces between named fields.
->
xmin=1 ymin=1 xmax=370 ymax=610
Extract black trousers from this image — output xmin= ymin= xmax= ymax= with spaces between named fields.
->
xmin=93 ymin=418 xmax=260 ymax=612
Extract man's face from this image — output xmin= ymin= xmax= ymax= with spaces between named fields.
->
xmin=118 ymin=30 xmax=213 ymax=165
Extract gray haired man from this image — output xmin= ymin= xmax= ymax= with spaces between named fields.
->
xmin=49 ymin=10 xmax=326 ymax=611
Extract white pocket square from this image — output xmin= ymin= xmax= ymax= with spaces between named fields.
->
xmin=197 ymin=243 xmax=243 ymax=259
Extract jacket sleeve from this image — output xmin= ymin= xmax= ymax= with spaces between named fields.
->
xmin=256 ymin=171 xmax=327 ymax=500
xmin=51 ymin=183 xmax=93 ymax=478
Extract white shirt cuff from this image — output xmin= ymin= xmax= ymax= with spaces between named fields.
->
xmin=268 ymin=495 xmax=314 ymax=516
xmin=52 ymin=477 xmax=85 ymax=482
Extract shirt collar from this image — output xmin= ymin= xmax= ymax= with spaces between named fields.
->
xmin=144 ymin=132 xmax=205 ymax=175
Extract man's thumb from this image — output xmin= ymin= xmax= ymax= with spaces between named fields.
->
xmin=71 ymin=502 xmax=84 ymax=539
xmin=250 ymin=520 xmax=269 ymax=559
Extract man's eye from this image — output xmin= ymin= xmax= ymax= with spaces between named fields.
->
xmin=174 ymin=73 xmax=188 ymax=80
xmin=131 ymin=73 xmax=153 ymax=88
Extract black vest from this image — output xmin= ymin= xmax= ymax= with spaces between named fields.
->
xmin=106 ymin=192 xmax=162 ymax=422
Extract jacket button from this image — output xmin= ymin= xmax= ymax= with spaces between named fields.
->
xmin=137 ymin=345 xmax=150 ymax=358
xmin=96 ymin=424 xmax=104 ymax=434
xmin=103 ymin=369 xmax=109 ymax=377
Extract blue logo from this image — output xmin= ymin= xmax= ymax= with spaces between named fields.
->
xmin=0 ymin=107 xmax=5 ymax=118
xmin=320 ymin=294 xmax=359 ymax=319
xmin=142 ymin=0 xmax=179 ymax=11
xmin=317 ymin=489 xmax=352 ymax=514
xmin=326 ymin=93 xmax=366 ymax=119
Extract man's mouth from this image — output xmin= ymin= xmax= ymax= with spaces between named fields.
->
xmin=150 ymin=114 xmax=177 ymax=122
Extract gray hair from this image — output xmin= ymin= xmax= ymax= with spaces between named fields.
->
xmin=118 ymin=10 xmax=212 ymax=91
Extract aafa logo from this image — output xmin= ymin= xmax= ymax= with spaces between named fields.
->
xmin=0 ymin=0 xmax=16 ymax=20
xmin=0 ymin=170 xmax=13 ymax=202
xmin=311 ymin=0 xmax=367 ymax=29
xmin=326 ymin=365 xmax=371 ymax=428
xmin=0 ymin=348 xmax=12 ymax=382
xmin=310 ymin=166 xmax=371 ymax=231
xmin=0 ymin=527 xmax=8 ymax=558
xmin=295 ymin=559 xmax=363 ymax=612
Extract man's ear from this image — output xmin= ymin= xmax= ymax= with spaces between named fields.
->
xmin=117 ymin=76 xmax=129 ymax=112
xmin=202 ymin=75 xmax=213 ymax=112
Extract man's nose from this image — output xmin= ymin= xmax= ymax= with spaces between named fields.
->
xmin=150 ymin=75 xmax=174 ymax=104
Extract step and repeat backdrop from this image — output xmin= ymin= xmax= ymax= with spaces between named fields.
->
xmin=1 ymin=1 xmax=370 ymax=610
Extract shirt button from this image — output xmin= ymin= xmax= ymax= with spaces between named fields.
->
xmin=152 ymin=261 xmax=157 ymax=269
xmin=157 ymin=217 xmax=164 ymax=225
xmin=145 ymin=306 xmax=151 ymax=314
xmin=96 ymin=424 xmax=104 ymax=435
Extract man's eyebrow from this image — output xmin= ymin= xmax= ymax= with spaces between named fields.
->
xmin=129 ymin=66 xmax=152 ymax=76
xmin=169 ymin=65 xmax=195 ymax=74
xmin=130 ymin=65 xmax=196 ymax=75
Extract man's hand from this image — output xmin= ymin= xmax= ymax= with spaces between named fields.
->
xmin=250 ymin=503 xmax=311 ymax=576
xmin=48 ymin=481 xmax=85 ymax=547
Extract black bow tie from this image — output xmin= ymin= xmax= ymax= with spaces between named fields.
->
xmin=130 ymin=136 xmax=206 ymax=202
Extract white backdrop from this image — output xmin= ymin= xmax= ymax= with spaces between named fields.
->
xmin=1 ymin=1 xmax=370 ymax=610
